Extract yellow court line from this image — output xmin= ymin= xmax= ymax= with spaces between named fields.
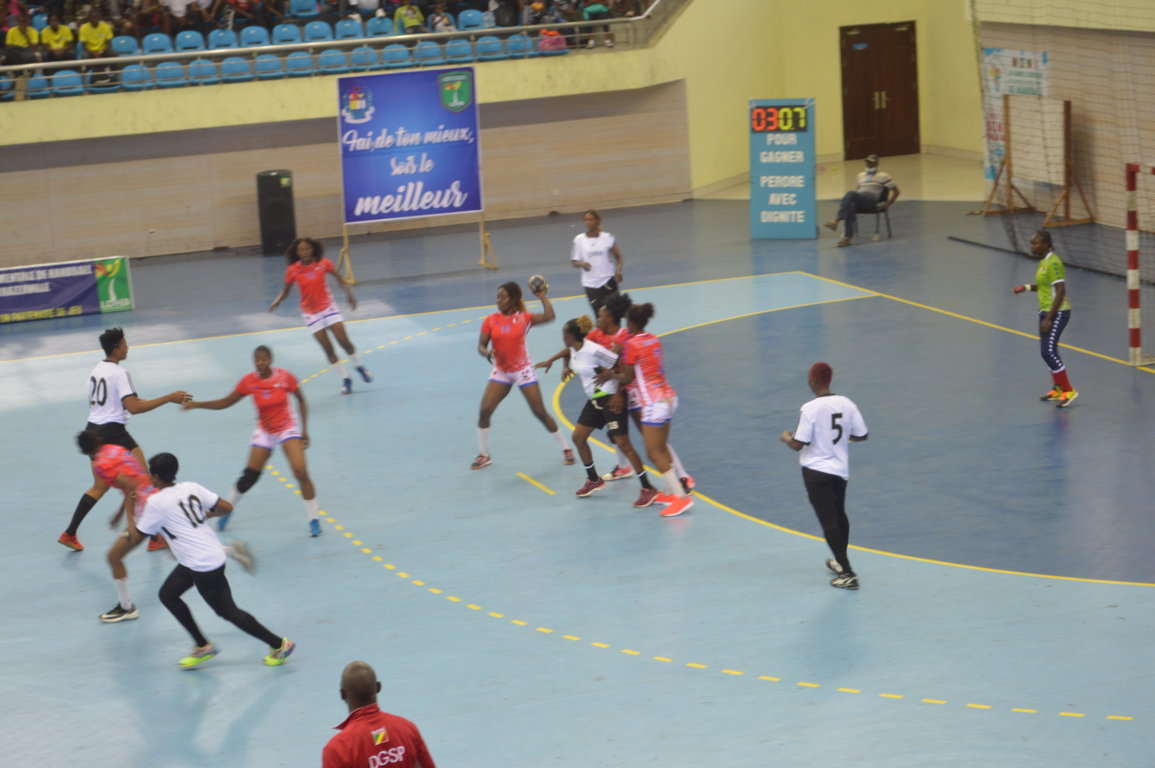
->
xmin=516 ymin=473 xmax=557 ymax=496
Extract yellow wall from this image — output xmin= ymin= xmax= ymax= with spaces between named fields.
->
xmin=973 ymin=0 xmax=1155 ymax=32
xmin=0 ymin=0 xmax=985 ymax=192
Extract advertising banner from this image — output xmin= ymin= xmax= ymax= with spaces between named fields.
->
xmin=749 ymin=99 xmax=816 ymax=239
xmin=0 ymin=256 xmax=133 ymax=325
xmin=981 ymin=48 xmax=1049 ymax=180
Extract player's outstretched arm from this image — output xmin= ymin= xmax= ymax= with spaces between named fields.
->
xmin=123 ymin=390 xmax=192 ymax=414
xmin=182 ymin=390 xmax=245 ymax=412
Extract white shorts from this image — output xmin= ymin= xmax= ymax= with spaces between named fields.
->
xmin=489 ymin=364 xmax=538 ymax=388
xmin=639 ymin=396 xmax=677 ymax=426
xmin=303 ymin=304 xmax=344 ymax=332
xmin=250 ymin=424 xmax=302 ymax=451
xmin=626 ymin=387 xmax=640 ymax=412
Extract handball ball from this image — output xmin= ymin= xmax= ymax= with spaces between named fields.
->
xmin=528 ymin=275 xmax=549 ymax=293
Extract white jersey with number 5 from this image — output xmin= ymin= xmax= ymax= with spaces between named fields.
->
xmin=137 ymin=482 xmax=227 ymax=572
xmin=793 ymin=394 xmax=867 ymax=479
xmin=87 ymin=360 xmax=136 ymax=425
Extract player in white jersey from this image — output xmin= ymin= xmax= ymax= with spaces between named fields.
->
xmin=59 ymin=327 xmax=192 ymax=552
xmin=571 ymin=209 xmax=624 ymax=315
xmin=132 ymin=452 xmax=295 ymax=669
xmin=780 ymin=362 xmax=869 ymax=590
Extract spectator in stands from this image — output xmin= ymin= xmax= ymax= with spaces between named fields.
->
xmin=489 ymin=0 xmax=518 ymax=27
xmin=40 ymin=13 xmax=75 ymax=60
xmin=176 ymin=1 xmax=220 ymax=33
xmin=347 ymin=0 xmax=382 ymax=20
xmin=211 ymin=0 xmax=261 ymax=29
xmin=79 ymin=9 xmax=115 ymax=58
xmin=135 ymin=0 xmax=171 ymax=39
xmin=428 ymin=1 xmax=453 ymax=31
xmin=582 ymin=0 xmax=611 ymax=48
xmin=523 ymin=0 xmax=549 ymax=26
xmin=2 ymin=12 xmax=40 ymax=64
xmin=394 ymin=0 xmax=426 ymax=33
xmin=824 ymin=153 xmax=900 ymax=247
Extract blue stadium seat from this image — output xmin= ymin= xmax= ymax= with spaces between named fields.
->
xmin=366 ymin=16 xmax=392 ymax=37
xmin=254 ymin=53 xmax=286 ymax=80
xmin=0 ymin=76 xmax=13 ymax=102
xmin=304 ymin=20 xmax=333 ymax=42
xmin=349 ymin=45 xmax=378 ymax=71
xmin=457 ymin=9 xmax=485 ymax=30
xmin=26 ymin=73 xmax=51 ymax=99
xmin=121 ymin=64 xmax=153 ymax=91
xmin=188 ymin=58 xmax=222 ymax=85
xmin=50 ymin=69 xmax=85 ymax=97
xmin=241 ymin=26 xmax=271 ymax=47
xmin=220 ymin=56 xmax=255 ymax=82
xmin=111 ymin=35 xmax=139 ymax=55
xmin=287 ymin=0 xmax=321 ymax=20
xmin=444 ymin=38 xmax=473 ymax=63
xmin=174 ymin=30 xmax=206 ymax=51
xmin=317 ymin=48 xmax=350 ymax=74
xmin=208 ymin=28 xmax=238 ymax=49
xmin=142 ymin=32 xmax=174 ymax=54
xmin=504 ymin=33 xmax=533 ymax=58
xmin=381 ymin=43 xmax=411 ymax=68
xmin=285 ymin=50 xmax=314 ymax=77
xmin=32 ymin=12 xmax=48 ymax=30
xmin=475 ymin=34 xmax=507 ymax=61
xmin=154 ymin=61 xmax=188 ymax=88
xmin=335 ymin=18 xmax=364 ymax=40
xmin=272 ymin=23 xmax=302 ymax=45
xmin=413 ymin=40 xmax=445 ymax=66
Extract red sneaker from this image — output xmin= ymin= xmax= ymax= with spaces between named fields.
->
xmin=659 ymin=495 xmax=694 ymax=517
xmin=147 ymin=536 xmax=168 ymax=552
xmin=575 ymin=478 xmax=606 ymax=497
xmin=653 ymin=493 xmax=677 ymax=505
xmin=602 ymin=466 xmax=634 ymax=481
xmin=58 ymin=532 xmax=84 ymax=551
xmin=633 ymin=488 xmax=660 ymax=508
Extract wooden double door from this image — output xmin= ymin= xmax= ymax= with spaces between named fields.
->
xmin=840 ymin=21 xmax=920 ymax=160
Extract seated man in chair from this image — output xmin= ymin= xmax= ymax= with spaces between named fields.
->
xmin=825 ymin=153 xmax=900 ymax=247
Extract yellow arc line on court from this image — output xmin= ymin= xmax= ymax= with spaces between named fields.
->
xmin=517 ymin=473 xmax=557 ymax=495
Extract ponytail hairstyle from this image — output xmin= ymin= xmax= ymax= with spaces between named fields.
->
xmin=602 ymin=291 xmax=633 ymax=326
xmin=499 ymin=281 xmax=526 ymax=314
xmin=285 ymin=237 xmax=324 ymax=265
xmin=626 ymin=302 xmax=655 ymax=331
xmin=564 ymin=315 xmax=594 ymax=342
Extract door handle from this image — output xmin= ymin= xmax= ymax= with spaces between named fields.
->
xmin=872 ymin=91 xmax=880 ymax=110
xmin=880 ymin=90 xmax=889 ymax=109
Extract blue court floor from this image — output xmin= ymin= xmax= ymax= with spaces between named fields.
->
xmin=3 ymin=199 xmax=1154 ymax=767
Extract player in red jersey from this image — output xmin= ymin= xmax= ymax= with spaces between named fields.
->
xmin=323 ymin=661 xmax=436 ymax=768
xmin=183 ymin=345 xmax=325 ymax=537
xmin=471 ymin=280 xmax=574 ymax=470
xmin=597 ymin=303 xmax=692 ymax=517
xmin=269 ymin=237 xmax=372 ymax=396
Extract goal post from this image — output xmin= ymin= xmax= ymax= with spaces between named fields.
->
xmin=1124 ymin=163 xmax=1155 ymax=366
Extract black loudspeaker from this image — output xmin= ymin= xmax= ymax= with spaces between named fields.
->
xmin=256 ymin=170 xmax=297 ymax=255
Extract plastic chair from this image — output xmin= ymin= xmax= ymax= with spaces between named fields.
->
xmin=208 ymin=28 xmax=238 ymax=49
xmin=120 ymin=64 xmax=153 ymax=91
xmin=32 ymin=12 xmax=48 ymax=30
xmin=26 ymin=73 xmax=51 ymax=98
xmin=174 ymin=30 xmax=206 ymax=52
xmin=220 ymin=56 xmax=255 ymax=82
xmin=254 ymin=53 xmax=285 ymax=80
xmin=366 ymin=16 xmax=393 ymax=37
xmin=317 ymin=48 xmax=350 ymax=74
xmin=142 ymin=32 xmax=174 ymax=54
xmin=349 ymin=45 xmax=378 ymax=71
xmin=240 ymin=26 xmax=271 ymax=47
xmin=475 ymin=34 xmax=506 ymax=61
xmin=413 ymin=40 xmax=445 ymax=66
xmin=287 ymin=0 xmax=321 ymax=20
xmin=111 ymin=35 xmax=139 ymax=55
xmin=872 ymin=207 xmax=893 ymax=241
xmin=335 ymin=18 xmax=364 ymax=40
xmin=188 ymin=58 xmax=221 ymax=85
xmin=285 ymin=50 xmax=314 ymax=77
xmin=0 ymin=76 xmax=13 ymax=102
xmin=272 ymin=23 xmax=302 ymax=45
xmin=304 ymin=20 xmax=333 ymax=42
xmin=154 ymin=61 xmax=187 ymax=88
xmin=444 ymin=38 xmax=472 ymax=63
xmin=504 ymin=33 xmax=533 ymax=58
xmin=381 ymin=43 xmax=411 ymax=68
xmin=51 ymin=69 xmax=85 ymax=96
xmin=457 ymin=9 xmax=484 ymax=30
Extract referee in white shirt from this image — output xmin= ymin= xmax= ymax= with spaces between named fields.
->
xmin=571 ymin=210 xmax=624 ymax=314
xmin=780 ymin=363 xmax=869 ymax=590
xmin=132 ymin=453 xmax=295 ymax=668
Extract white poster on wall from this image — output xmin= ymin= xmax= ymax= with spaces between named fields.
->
xmin=981 ymin=48 xmax=1049 ymax=180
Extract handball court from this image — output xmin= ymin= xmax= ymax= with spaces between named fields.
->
xmin=3 ymin=169 xmax=1154 ymax=766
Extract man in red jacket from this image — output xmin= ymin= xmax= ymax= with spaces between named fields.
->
xmin=323 ymin=661 xmax=436 ymax=768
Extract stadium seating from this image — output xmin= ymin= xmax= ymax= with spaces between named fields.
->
xmin=208 ymin=28 xmax=239 ymax=49
xmin=189 ymin=59 xmax=222 ymax=85
xmin=272 ymin=23 xmax=303 ymax=45
xmin=121 ymin=65 xmax=153 ymax=91
xmin=381 ymin=43 xmax=411 ymax=68
xmin=285 ymin=51 xmax=315 ymax=77
xmin=475 ymin=35 xmax=507 ymax=61
xmin=349 ymin=46 xmax=379 ymax=71
xmin=335 ymin=18 xmax=364 ymax=40
xmin=304 ymin=21 xmax=334 ymax=42
xmin=154 ymin=61 xmax=188 ymax=89
xmin=366 ymin=16 xmax=393 ymax=37
xmin=240 ymin=26 xmax=271 ymax=47
xmin=504 ymin=33 xmax=535 ymax=58
xmin=254 ymin=54 xmax=286 ymax=80
xmin=26 ymin=73 xmax=51 ymax=99
xmin=142 ymin=32 xmax=174 ymax=55
xmin=287 ymin=0 xmax=322 ymax=20
xmin=51 ymin=69 xmax=85 ymax=97
xmin=317 ymin=49 xmax=350 ymax=74
xmin=445 ymin=38 xmax=473 ymax=63
xmin=413 ymin=40 xmax=446 ymax=66
xmin=111 ymin=35 xmax=139 ymax=55
xmin=0 ymin=76 xmax=13 ymax=102
xmin=175 ymin=30 xmax=206 ymax=52
xmin=457 ymin=9 xmax=485 ymax=31
xmin=32 ymin=12 xmax=48 ymax=30
xmin=221 ymin=56 xmax=255 ymax=82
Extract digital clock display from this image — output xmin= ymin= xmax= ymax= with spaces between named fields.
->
xmin=750 ymin=106 xmax=808 ymax=132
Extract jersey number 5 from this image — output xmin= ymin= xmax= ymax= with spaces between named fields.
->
xmin=831 ymin=413 xmax=844 ymax=444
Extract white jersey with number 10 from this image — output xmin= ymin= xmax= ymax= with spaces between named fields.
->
xmin=137 ymin=482 xmax=227 ymax=572
xmin=793 ymin=394 xmax=868 ymax=480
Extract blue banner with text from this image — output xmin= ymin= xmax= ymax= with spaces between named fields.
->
xmin=748 ymin=99 xmax=816 ymax=239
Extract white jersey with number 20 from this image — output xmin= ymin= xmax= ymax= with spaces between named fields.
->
xmin=793 ymin=394 xmax=867 ymax=480
xmin=87 ymin=360 xmax=136 ymax=425
xmin=137 ymin=482 xmax=227 ymax=572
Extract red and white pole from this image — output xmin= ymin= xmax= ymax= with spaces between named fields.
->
xmin=1126 ymin=163 xmax=1141 ymax=365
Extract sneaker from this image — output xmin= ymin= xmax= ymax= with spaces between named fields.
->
xmin=356 ymin=366 xmax=373 ymax=383
xmin=837 ymin=236 xmax=853 ymax=247
xmin=605 ymin=38 xmax=614 ymax=48
xmin=824 ymin=220 xmax=839 ymax=231
xmin=831 ymin=574 xmax=859 ymax=590
xmin=653 ymin=493 xmax=677 ymax=504
xmin=1040 ymin=388 xmax=1063 ymax=402
xmin=216 ymin=512 xmax=232 ymax=532
xmin=680 ymin=474 xmax=696 ymax=493
xmin=602 ymin=466 xmax=634 ymax=481
xmin=58 ymin=532 xmax=84 ymax=551
xmin=585 ymin=38 xmax=595 ymax=49
xmin=263 ymin=638 xmax=295 ymax=666
xmin=308 ymin=519 xmax=322 ymax=537
xmin=659 ymin=495 xmax=693 ymax=517
xmin=229 ymin=539 xmax=256 ymax=574
xmin=575 ymin=477 xmax=606 ymax=497
xmin=470 ymin=453 xmax=492 ymax=470
xmin=633 ymin=487 xmax=660 ymax=508
xmin=179 ymin=643 xmax=219 ymax=669
xmin=147 ymin=536 xmax=168 ymax=552
xmin=563 ymin=449 xmax=576 ymax=465
xmin=825 ymin=558 xmax=844 ymax=575
xmin=1056 ymin=389 xmax=1079 ymax=408
xmin=342 ymin=378 xmax=353 ymax=395
xmin=99 ymin=604 xmax=139 ymax=623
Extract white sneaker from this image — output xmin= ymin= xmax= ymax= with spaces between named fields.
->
xmin=586 ymin=38 xmax=595 ymax=49
xmin=605 ymin=39 xmax=614 ymax=48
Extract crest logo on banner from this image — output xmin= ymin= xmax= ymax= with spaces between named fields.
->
xmin=439 ymin=70 xmax=473 ymax=113
xmin=340 ymin=84 xmax=375 ymax=124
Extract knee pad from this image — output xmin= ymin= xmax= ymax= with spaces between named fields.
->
xmin=236 ymin=468 xmax=261 ymax=494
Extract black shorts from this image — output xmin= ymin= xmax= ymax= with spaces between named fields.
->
xmin=576 ymin=397 xmax=628 ymax=437
xmin=584 ymin=279 xmax=618 ymax=313
xmin=85 ymin=421 xmax=138 ymax=451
